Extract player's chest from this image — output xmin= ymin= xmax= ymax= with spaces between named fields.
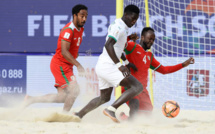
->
xmin=118 ymin=31 xmax=128 ymax=47
xmin=72 ymin=32 xmax=83 ymax=47
xmin=135 ymin=50 xmax=151 ymax=66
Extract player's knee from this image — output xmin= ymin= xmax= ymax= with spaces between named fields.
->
xmin=134 ymin=82 xmax=143 ymax=95
xmin=103 ymin=96 xmax=111 ymax=103
xmin=57 ymin=92 xmax=67 ymax=102
xmin=72 ymin=85 xmax=80 ymax=98
xmin=67 ymin=83 xmax=80 ymax=98
xmin=100 ymin=96 xmax=110 ymax=104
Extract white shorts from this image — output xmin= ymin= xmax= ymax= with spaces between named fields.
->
xmin=95 ymin=61 xmax=124 ymax=90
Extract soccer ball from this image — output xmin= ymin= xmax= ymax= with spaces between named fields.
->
xmin=162 ymin=100 xmax=180 ymax=118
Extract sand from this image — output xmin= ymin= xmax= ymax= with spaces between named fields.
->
xmin=0 ymin=106 xmax=215 ymax=134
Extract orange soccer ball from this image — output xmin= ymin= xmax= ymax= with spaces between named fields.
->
xmin=162 ymin=100 xmax=180 ymax=118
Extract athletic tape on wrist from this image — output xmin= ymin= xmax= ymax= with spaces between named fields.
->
xmin=116 ymin=62 xmax=122 ymax=68
xmin=107 ymin=106 xmax=116 ymax=112
xmin=124 ymin=60 xmax=129 ymax=65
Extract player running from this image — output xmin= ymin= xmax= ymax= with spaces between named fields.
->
xmin=120 ymin=27 xmax=195 ymax=120
xmin=23 ymin=4 xmax=88 ymax=112
xmin=75 ymin=5 xmax=143 ymax=123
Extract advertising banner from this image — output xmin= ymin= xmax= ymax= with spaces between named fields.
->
xmin=0 ymin=0 xmax=115 ymax=53
xmin=26 ymin=55 xmax=115 ymax=108
xmin=0 ymin=56 xmax=26 ymax=106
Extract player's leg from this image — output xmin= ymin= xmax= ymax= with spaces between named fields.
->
xmin=23 ymin=58 xmax=74 ymax=108
xmin=128 ymin=98 xmax=139 ymax=118
xmin=23 ymin=87 xmax=67 ymax=108
xmin=120 ymin=86 xmax=140 ymax=118
xmin=76 ymin=87 xmax=113 ymax=118
xmin=103 ymin=76 xmax=143 ymax=122
xmin=120 ymin=89 xmax=153 ymax=120
xmin=119 ymin=98 xmax=139 ymax=121
xmin=137 ymin=90 xmax=153 ymax=114
xmin=101 ymin=66 xmax=143 ymax=122
xmin=109 ymin=75 xmax=143 ymax=109
xmin=62 ymin=81 xmax=80 ymax=112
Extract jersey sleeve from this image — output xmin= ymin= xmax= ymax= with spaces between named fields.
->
xmin=124 ymin=42 xmax=136 ymax=55
xmin=150 ymin=53 xmax=161 ymax=71
xmin=60 ymin=28 xmax=74 ymax=43
xmin=107 ymin=24 xmax=122 ymax=42
xmin=156 ymin=63 xmax=183 ymax=74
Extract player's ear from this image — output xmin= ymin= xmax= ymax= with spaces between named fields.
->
xmin=73 ymin=13 xmax=78 ymax=18
xmin=141 ymin=35 xmax=144 ymax=41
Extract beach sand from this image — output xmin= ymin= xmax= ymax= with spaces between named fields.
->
xmin=0 ymin=106 xmax=215 ymax=134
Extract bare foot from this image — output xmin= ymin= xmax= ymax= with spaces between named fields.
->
xmin=20 ymin=95 xmax=34 ymax=109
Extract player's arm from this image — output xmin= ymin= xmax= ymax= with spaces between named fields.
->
xmin=105 ymin=37 xmax=130 ymax=77
xmin=105 ymin=38 xmax=120 ymax=64
xmin=121 ymin=53 xmax=138 ymax=72
xmin=155 ymin=57 xmax=195 ymax=74
xmin=61 ymin=40 xmax=85 ymax=76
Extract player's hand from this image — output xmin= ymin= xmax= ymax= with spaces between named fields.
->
xmin=77 ymin=64 xmax=85 ymax=77
xmin=126 ymin=62 xmax=138 ymax=72
xmin=118 ymin=65 xmax=130 ymax=77
xmin=182 ymin=57 xmax=195 ymax=67
xmin=128 ymin=33 xmax=139 ymax=42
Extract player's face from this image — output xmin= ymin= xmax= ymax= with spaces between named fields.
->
xmin=141 ymin=31 xmax=155 ymax=50
xmin=124 ymin=13 xmax=139 ymax=28
xmin=76 ymin=9 xmax=88 ymax=28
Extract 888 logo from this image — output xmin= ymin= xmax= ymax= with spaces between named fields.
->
xmin=0 ymin=69 xmax=23 ymax=79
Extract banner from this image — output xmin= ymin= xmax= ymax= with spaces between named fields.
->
xmin=0 ymin=56 xmax=26 ymax=106
xmin=0 ymin=0 xmax=115 ymax=53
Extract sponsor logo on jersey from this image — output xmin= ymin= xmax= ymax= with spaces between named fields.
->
xmin=63 ymin=32 xmax=70 ymax=39
xmin=137 ymin=51 xmax=141 ymax=54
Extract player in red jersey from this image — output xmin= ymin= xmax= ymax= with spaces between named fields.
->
xmin=23 ymin=4 xmax=88 ymax=112
xmin=120 ymin=27 xmax=195 ymax=120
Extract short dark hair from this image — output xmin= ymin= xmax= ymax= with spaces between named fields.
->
xmin=141 ymin=27 xmax=155 ymax=36
xmin=72 ymin=4 xmax=88 ymax=15
xmin=124 ymin=5 xmax=140 ymax=15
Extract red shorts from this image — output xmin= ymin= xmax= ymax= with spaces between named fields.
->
xmin=121 ymin=87 xmax=153 ymax=111
xmin=50 ymin=57 xmax=76 ymax=89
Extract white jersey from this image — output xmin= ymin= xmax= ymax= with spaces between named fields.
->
xmin=98 ymin=18 xmax=129 ymax=64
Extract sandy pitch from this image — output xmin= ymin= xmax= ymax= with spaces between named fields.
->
xmin=0 ymin=106 xmax=215 ymax=134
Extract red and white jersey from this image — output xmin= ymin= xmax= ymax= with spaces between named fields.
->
xmin=124 ymin=42 xmax=161 ymax=88
xmin=53 ymin=21 xmax=84 ymax=65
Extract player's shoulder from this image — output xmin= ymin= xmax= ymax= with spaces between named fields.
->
xmin=109 ymin=19 xmax=125 ymax=31
xmin=124 ymin=41 xmax=138 ymax=54
xmin=61 ymin=23 xmax=74 ymax=33
xmin=146 ymin=51 xmax=154 ymax=57
xmin=127 ymin=41 xmax=136 ymax=47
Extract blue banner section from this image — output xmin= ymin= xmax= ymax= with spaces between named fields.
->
xmin=0 ymin=0 xmax=115 ymax=53
xmin=147 ymin=0 xmax=215 ymax=54
xmin=2 ymin=0 xmax=214 ymax=55
xmin=0 ymin=56 xmax=26 ymax=106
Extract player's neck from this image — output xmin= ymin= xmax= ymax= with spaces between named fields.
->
xmin=140 ymin=42 xmax=147 ymax=51
xmin=72 ymin=21 xmax=81 ymax=30
xmin=121 ymin=17 xmax=129 ymax=27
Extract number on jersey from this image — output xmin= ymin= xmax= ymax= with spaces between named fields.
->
xmin=143 ymin=55 xmax=147 ymax=64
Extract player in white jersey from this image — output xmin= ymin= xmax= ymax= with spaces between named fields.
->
xmin=75 ymin=5 xmax=143 ymax=123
